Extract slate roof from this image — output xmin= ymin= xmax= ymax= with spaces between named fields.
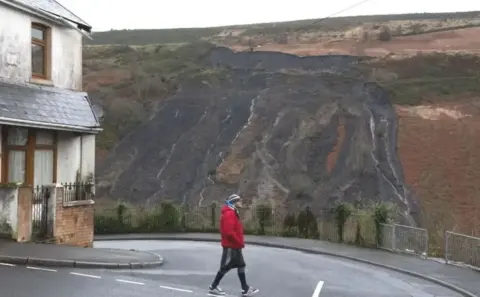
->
xmin=10 ymin=0 xmax=91 ymax=31
xmin=0 ymin=78 xmax=100 ymax=132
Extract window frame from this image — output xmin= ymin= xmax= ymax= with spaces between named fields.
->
xmin=2 ymin=126 xmax=57 ymax=187
xmin=31 ymin=22 xmax=51 ymax=79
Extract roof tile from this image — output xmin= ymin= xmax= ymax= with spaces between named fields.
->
xmin=0 ymin=78 xmax=100 ymax=130
xmin=10 ymin=0 xmax=90 ymax=29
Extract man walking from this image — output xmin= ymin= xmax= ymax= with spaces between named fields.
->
xmin=208 ymin=194 xmax=259 ymax=297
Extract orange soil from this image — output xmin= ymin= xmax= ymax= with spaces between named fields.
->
xmin=396 ymin=102 xmax=480 ymax=237
xmin=327 ymin=116 xmax=346 ymax=172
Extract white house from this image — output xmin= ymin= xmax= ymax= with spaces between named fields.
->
xmin=0 ymin=0 xmax=100 ymax=187
xmin=0 ymin=0 xmax=101 ymax=239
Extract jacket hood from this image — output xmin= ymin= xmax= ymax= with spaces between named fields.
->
xmin=222 ymin=204 xmax=236 ymax=214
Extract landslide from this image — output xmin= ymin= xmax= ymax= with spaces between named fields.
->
xmin=89 ymin=44 xmax=419 ymax=224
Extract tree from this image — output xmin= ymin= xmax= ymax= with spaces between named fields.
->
xmin=378 ymin=26 xmax=392 ymax=42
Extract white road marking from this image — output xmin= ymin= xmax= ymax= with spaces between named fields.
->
xmin=26 ymin=266 xmax=57 ymax=272
xmin=312 ymin=280 xmax=325 ymax=297
xmin=160 ymin=285 xmax=193 ymax=293
xmin=70 ymin=272 xmax=101 ymax=279
xmin=116 ymin=279 xmax=145 ymax=285
xmin=0 ymin=263 xmax=15 ymax=267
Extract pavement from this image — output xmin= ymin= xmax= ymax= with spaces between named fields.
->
xmin=0 ymin=240 xmax=469 ymax=297
xmin=0 ymin=239 xmax=163 ymax=269
xmin=96 ymin=233 xmax=480 ymax=297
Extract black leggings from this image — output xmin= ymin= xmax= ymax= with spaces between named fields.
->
xmin=211 ymin=248 xmax=248 ymax=290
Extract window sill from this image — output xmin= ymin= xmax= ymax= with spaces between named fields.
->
xmin=30 ymin=77 xmax=53 ymax=86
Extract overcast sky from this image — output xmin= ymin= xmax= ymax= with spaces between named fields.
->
xmin=60 ymin=0 xmax=480 ymax=32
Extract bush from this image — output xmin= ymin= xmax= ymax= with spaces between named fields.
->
xmin=282 ymin=213 xmax=297 ymax=236
xmin=373 ymin=203 xmax=392 ymax=246
xmin=331 ymin=202 xmax=353 ymax=243
xmin=378 ymin=26 xmax=392 ymax=41
xmin=94 ymin=203 xmax=134 ymax=234
xmin=136 ymin=201 xmax=181 ymax=232
xmin=297 ymin=206 xmax=318 ymax=239
xmin=256 ymin=204 xmax=272 ymax=235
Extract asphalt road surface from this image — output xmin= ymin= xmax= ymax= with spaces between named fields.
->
xmin=0 ymin=240 xmax=464 ymax=297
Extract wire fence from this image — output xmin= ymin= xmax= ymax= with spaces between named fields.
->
xmin=94 ymin=203 xmax=380 ymax=247
xmin=445 ymin=231 xmax=480 ymax=269
xmin=94 ymin=202 xmax=480 ymax=268
xmin=377 ymin=223 xmax=428 ymax=257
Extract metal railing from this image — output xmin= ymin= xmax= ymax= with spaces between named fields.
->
xmin=445 ymin=231 xmax=480 ymax=269
xmin=62 ymin=182 xmax=94 ymax=202
xmin=378 ymin=223 xmax=428 ymax=257
xmin=32 ymin=185 xmax=51 ymax=238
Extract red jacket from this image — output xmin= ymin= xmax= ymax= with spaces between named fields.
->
xmin=220 ymin=204 xmax=245 ymax=249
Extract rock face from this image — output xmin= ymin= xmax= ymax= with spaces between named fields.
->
xmin=96 ymin=48 xmax=419 ymax=224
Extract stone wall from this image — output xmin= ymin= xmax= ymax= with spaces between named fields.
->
xmin=16 ymin=187 xmax=32 ymax=242
xmin=0 ymin=187 xmax=17 ymax=237
xmin=53 ymin=186 xmax=94 ymax=247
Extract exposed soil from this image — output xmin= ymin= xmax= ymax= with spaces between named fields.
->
xmin=231 ymin=27 xmax=480 ymax=57
xmin=396 ymin=101 xmax=480 ymax=238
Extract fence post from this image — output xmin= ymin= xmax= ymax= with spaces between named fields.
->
xmin=391 ymin=224 xmax=396 ymax=251
xmin=210 ymin=203 xmax=216 ymax=228
xmin=424 ymin=230 xmax=429 ymax=258
xmin=444 ymin=231 xmax=449 ymax=264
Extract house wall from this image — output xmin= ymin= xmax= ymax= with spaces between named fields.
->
xmin=0 ymin=187 xmax=18 ymax=236
xmin=57 ymin=132 xmax=96 ymax=183
xmin=0 ymin=3 xmax=82 ymax=90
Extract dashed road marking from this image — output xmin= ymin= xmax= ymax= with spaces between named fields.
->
xmin=2 ymin=264 xmax=194 ymax=293
xmin=27 ymin=266 xmax=57 ymax=272
xmin=70 ymin=272 xmax=102 ymax=279
xmin=312 ymin=280 xmax=325 ymax=297
xmin=160 ymin=285 xmax=193 ymax=293
xmin=116 ymin=279 xmax=145 ymax=285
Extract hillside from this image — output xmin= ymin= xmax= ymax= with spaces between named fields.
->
xmin=85 ymin=10 xmax=480 ymax=239
xmin=85 ymin=11 xmax=480 ymax=47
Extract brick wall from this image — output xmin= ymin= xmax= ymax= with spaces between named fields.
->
xmin=53 ymin=187 xmax=94 ymax=247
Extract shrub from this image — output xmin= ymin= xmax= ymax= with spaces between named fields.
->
xmin=94 ymin=203 xmax=134 ymax=234
xmin=331 ymin=202 xmax=353 ymax=243
xmin=256 ymin=204 xmax=272 ymax=235
xmin=297 ymin=206 xmax=318 ymax=239
xmin=373 ymin=203 xmax=392 ymax=246
xmin=378 ymin=26 xmax=392 ymax=41
xmin=282 ymin=213 xmax=297 ymax=236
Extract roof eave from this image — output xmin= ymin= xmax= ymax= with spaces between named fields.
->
xmin=0 ymin=0 xmax=63 ymax=26
xmin=0 ymin=117 xmax=103 ymax=134
xmin=0 ymin=0 xmax=92 ymax=33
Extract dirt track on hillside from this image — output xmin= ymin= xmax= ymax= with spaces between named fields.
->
xmin=231 ymin=27 xmax=480 ymax=57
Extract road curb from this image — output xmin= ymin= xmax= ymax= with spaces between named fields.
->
xmin=0 ymin=252 xmax=164 ymax=270
xmin=95 ymin=235 xmax=478 ymax=297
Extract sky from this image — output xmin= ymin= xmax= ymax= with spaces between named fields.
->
xmin=59 ymin=0 xmax=480 ymax=32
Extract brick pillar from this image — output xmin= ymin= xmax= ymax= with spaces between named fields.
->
xmin=16 ymin=187 xmax=32 ymax=242
xmin=53 ymin=185 xmax=95 ymax=247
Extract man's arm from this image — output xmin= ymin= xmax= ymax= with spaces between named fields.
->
xmin=222 ymin=211 xmax=242 ymax=246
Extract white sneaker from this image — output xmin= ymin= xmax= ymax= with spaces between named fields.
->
xmin=242 ymin=287 xmax=259 ymax=297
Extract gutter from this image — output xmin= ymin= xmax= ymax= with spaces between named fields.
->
xmin=0 ymin=117 xmax=102 ymax=134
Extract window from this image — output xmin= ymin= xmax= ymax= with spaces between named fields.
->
xmin=31 ymin=23 xmax=50 ymax=79
xmin=2 ymin=127 xmax=57 ymax=186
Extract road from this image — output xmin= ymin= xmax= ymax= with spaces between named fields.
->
xmin=0 ymin=240 xmax=465 ymax=297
